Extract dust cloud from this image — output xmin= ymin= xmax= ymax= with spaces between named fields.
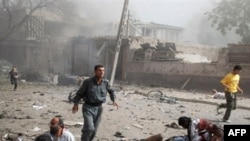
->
xmin=73 ymin=0 xmax=240 ymax=46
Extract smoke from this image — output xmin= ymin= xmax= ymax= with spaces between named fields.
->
xmin=70 ymin=0 xmax=240 ymax=46
xmin=182 ymin=0 xmax=241 ymax=46
xmin=75 ymin=0 xmax=123 ymax=24
xmin=74 ymin=0 xmax=213 ymax=27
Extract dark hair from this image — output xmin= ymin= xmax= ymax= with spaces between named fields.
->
xmin=94 ymin=65 xmax=104 ymax=71
xmin=178 ymin=116 xmax=191 ymax=126
xmin=233 ymin=65 xmax=242 ymax=71
xmin=35 ymin=134 xmax=52 ymax=141
xmin=52 ymin=116 xmax=64 ymax=127
xmin=58 ymin=117 xmax=64 ymax=127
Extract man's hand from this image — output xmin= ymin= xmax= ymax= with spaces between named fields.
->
xmin=72 ymin=104 xmax=78 ymax=113
xmin=113 ymin=101 xmax=118 ymax=110
xmin=239 ymin=89 xmax=244 ymax=94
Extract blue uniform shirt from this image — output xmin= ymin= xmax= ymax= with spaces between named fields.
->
xmin=72 ymin=76 xmax=115 ymax=104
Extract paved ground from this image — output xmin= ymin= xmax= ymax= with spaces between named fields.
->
xmin=0 ymin=77 xmax=250 ymax=141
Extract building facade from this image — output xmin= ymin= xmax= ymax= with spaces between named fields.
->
xmin=124 ymin=20 xmax=184 ymax=43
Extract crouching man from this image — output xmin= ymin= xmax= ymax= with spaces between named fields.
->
xmin=47 ymin=117 xmax=75 ymax=141
xmin=178 ymin=116 xmax=223 ymax=141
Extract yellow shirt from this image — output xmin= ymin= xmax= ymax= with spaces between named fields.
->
xmin=220 ymin=73 xmax=240 ymax=93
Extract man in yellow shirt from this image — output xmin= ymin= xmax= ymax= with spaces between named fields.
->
xmin=217 ymin=65 xmax=243 ymax=122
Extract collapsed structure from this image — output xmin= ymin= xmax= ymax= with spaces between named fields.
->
xmin=0 ymin=3 xmax=250 ymax=94
xmin=1 ymin=36 xmax=250 ymax=94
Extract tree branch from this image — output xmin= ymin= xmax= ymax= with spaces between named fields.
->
xmin=0 ymin=1 xmax=45 ymax=43
xmin=2 ymin=0 xmax=12 ymax=29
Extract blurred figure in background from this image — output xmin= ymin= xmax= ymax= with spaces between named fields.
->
xmin=8 ymin=66 xmax=18 ymax=91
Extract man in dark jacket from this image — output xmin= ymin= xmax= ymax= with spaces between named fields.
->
xmin=72 ymin=64 xmax=118 ymax=141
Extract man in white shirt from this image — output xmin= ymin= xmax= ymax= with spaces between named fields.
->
xmin=47 ymin=117 xmax=75 ymax=141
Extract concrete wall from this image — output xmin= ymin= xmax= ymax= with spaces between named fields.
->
xmin=176 ymin=43 xmax=222 ymax=62
xmin=228 ymin=44 xmax=250 ymax=63
xmin=2 ymin=37 xmax=249 ymax=93
xmin=70 ymin=37 xmax=128 ymax=79
xmin=122 ymin=37 xmax=250 ymax=94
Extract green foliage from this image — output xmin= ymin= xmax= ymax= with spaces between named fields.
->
xmin=207 ymin=0 xmax=250 ymax=43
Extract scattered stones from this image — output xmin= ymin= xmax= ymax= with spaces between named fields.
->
xmin=132 ymin=123 xmax=144 ymax=129
xmin=0 ymin=111 xmax=8 ymax=119
xmin=1 ymin=77 xmax=250 ymax=141
xmin=164 ymin=122 xmax=180 ymax=129
xmin=13 ymin=115 xmax=32 ymax=119
xmin=123 ymin=126 xmax=130 ymax=130
xmin=114 ymin=132 xmax=125 ymax=138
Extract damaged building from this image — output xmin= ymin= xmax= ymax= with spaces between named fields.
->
xmin=124 ymin=20 xmax=184 ymax=43
xmin=63 ymin=36 xmax=250 ymax=94
xmin=1 ymin=4 xmax=250 ymax=94
xmin=1 ymin=33 xmax=250 ymax=93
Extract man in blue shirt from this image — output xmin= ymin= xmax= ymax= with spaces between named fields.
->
xmin=72 ymin=64 xmax=118 ymax=141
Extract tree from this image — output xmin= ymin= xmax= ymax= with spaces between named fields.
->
xmin=0 ymin=0 xmax=44 ymax=42
xmin=0 ymin=0 xmax=78 ymax=43
xmin=207 ymin=0 xmax=250 ymax=43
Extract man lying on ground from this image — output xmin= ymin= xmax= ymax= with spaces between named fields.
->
xmin=206 ymin=89 xmax=225 ymax=99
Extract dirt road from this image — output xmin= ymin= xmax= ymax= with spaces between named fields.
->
xmin=1 ymin=77 xmax=250 ymax=141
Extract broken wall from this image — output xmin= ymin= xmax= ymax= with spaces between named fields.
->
xmin=176 ymin=43 xmax=222 ymax=62
xmin=228 ymin=44 xmax=250 ymax=63
xmin=123 ymin=37 xmax=250 ymax=94
xmin=70 ymin=37 xmax=129 ymax=80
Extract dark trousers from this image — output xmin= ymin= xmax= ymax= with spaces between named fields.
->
xmin=11 ymin=79 xmax=17 ymax=90
xmin=14 ymin=83 xmax=17 ymax=90
xmin=81 ymin=104 xmax=103 ymax=141
xmin=219 ymin=91 xmax=237 ymax=120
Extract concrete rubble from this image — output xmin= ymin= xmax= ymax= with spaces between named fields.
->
xmin=0 ymin=76 xmax=250 ymax=140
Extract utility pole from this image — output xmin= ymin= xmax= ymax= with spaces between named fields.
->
xmin=110 ymin=0 xmax=129 ymax=86
xmin=126 ymin=10 xmax=130 ymax=37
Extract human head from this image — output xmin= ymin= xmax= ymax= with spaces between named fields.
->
xmin=178 ymin=116 xmax=191 ymax=129
xmin=94 ymin=65 xmax=105 ymax=79
xmin=11 ymin=66 xmax=17 ymax=71
xmin=232 ymin=65 xmax=242 ymax=75
xmin=35 ymin=134 xmax=52 ymax=141
xmin=49 ymin=117 xmax=64 ymax=136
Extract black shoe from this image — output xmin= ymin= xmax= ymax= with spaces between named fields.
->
xmin=216 ymin=105 xmax=223 ymax=114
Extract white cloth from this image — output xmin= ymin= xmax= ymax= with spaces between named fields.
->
xmin=213 ymin=92 xmax=225 ymax=99
xmin=47 ymin=129 xmax=75 ymax=141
